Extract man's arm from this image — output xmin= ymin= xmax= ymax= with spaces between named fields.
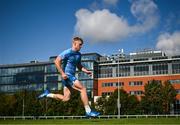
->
xmin=77 ymin=64 xmax=92 ymax=76
xmin=54 ymin=56 xmax=67 ymax=79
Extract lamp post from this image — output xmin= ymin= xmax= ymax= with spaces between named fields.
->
xmin=22 ymin=96 xmax=24 ymax=116
xmin=22 ymin=87 xmax=25 ymax=117
xmin=117 ymin=50 xmax=121 ymax=119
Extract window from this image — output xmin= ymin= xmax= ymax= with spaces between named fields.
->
xmin=176 ymin=90 xmax=180 ymax=94
xmin=152 ymin=62 xmax=168 ymax=75
xmin=81 ymin=62 xmax=93 ymax=70
xmin=98 ymin=65 xmax=113 ymax=78
xmin=134 ymin=64 xmax=149 ymax=76
xmin=129 ymin=81 xmax=143 ymax=86
xmin=46 ymin=75 xmax=58 ymax=82
xmin=46 ymin=64 xmax=57 ymax=73
xmin=102 ymin=82 xmax=124 ymax=87
xmin=172 ymin=61 xmax=180 ymax=74
xmin=117 ymin=65 xmax=130 ymax=77
xmin=102 ymin=92 xmax=112 ymax=96
xmin=169 ymin=79 xmax=180 ymax=84
xmin=130 ymin=91 xmax=143 ymax=95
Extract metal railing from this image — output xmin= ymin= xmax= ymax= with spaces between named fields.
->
xmin=0 ymin=115 xmax=180 ymax=120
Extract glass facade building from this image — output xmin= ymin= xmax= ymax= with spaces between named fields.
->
xmin=0 ymin=53 xmax=100 ymax=97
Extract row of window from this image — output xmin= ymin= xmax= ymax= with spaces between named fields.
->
xmin=176 ymin=100 xmax=180 ymax=104
xmin=101 ymin=91 xmax=143 ymax=96
xmin=0 ymin=73 xmax=94 ymax=85
xmin=0 ymin=73 xmax=44 ymax=84
xmin=129 ymin=91 xmax=143 ymax=95
xmin=102 ymin=82 xmax=124 ymax=87
xmin=0 ymin=83 xmax=59 ymax=93
xmin=169 ymin=79 xmax=180 ymax=84
xmin=1 ymin=63 xmax=179 ymax=78
xmin=98 ymin=63 xmax=180 ymax=78
xmin=81 ymin=80 xmax=94 ymax=89
xmin=102 ymin=92 xmax=113 ymax=96
xmin=0 ymin=66 xmax=45 ymax=76
xmin=102 ymin=89 xmax=180 ymax=96
xmin=102 ymin=80 xmax=180 ymax=88
xmin=102 ymin=81 xmax=143 ymax=87
xmin=129 ymin=81 xmax=143 ymax=86
xmin=0 ymin=62 xmax=95 ymax=76
xmin=176 ymin=90 xmax=180 ymax=94
xmin=0 ymin=79 xmax=95 ymax=93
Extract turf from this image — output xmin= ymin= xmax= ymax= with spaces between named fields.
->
xmin=0 ymin=118 xmax=180 ymax=125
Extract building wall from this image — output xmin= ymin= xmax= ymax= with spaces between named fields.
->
xmin=97 ymin=74 xmax=180 ymax=100
xmin=0 ymin=53 xmax=100 ymax=95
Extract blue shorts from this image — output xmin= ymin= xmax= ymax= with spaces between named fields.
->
xmin=62 ymin=74 xmax=77 ymax=88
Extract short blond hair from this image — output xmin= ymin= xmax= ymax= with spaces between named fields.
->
xmin=73 ymin=37 xmax=83 ymax=44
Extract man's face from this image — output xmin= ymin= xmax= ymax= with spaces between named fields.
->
xmin=73 ymin=40 xmax=83 ymax=51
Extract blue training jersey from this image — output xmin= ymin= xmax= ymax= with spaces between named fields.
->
xmin=58 ymin=48 xmax=81 ymax=76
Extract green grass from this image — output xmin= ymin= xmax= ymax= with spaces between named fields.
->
xmin=0 ymin=118 xmax=180 ymax=125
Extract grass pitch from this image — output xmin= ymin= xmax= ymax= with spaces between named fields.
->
xmin=0 ymin=118 xmax=180 ymax=125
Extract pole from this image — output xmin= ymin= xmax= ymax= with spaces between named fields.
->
xmin=22 ymin=88 xmax=25 ymax=117
xmin=117 ymin=50 xmax=120 ymax=119
xmin=22 ymin=97 xmax=24 ymax=116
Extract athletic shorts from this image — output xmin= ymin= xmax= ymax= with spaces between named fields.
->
xmin=62 ymin=74 xmax=77 ymax=88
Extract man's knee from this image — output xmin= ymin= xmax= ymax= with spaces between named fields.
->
xmin=81 ymin=87 xmax=87 ymax=92
xmin=62 ymin=96 xmax=70 ymax=102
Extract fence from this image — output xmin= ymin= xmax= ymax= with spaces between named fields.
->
xmin=0 ymin=115 xmax=180 ymax=120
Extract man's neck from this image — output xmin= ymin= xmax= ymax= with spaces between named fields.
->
xmin=71 ymin=47 xmax=78 ymax=52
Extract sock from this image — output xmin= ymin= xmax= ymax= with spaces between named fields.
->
xmin=46 ymin=93 xmax=55 ymax=98
xmin=85 ymin=105 xmax=91 ymax=113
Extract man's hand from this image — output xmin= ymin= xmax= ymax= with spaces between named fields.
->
xmin=80 ymin=66 xmax=92 ymax=77
xmin=86 ymin=70 xmax=92 ymax=76
xmin=62 ymin=73 xmax=68 ymax=80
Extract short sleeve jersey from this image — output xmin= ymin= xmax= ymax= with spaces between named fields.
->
xmin=58 ymin=48 xmax=81 ymax=76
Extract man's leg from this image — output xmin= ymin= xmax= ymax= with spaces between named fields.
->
xmin=72 ymin=80 xmax=100 ymax=117
xmin=46 ymin=87 xmax=71 ymax=102
xmin=72 ymin=80 xmax=89 ymax=106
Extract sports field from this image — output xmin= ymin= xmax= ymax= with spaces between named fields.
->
xmin=0 ymin=118 xmax=180 ymax=125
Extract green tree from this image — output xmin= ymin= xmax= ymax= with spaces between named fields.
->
xmin=161 ymin=81 xmax=177 ymax=114
xmin=141 ymin=80 xmax=163 ymax=114
xmin=24 ymin=91 xmax=42 ymax=116
xmin=95 ymin=95 xmax=107 ymax=114
xmin=126 ymin=95 xmax=140 ymax=115
xmin=96 ymin=89 xmax=139 ymax=115
xmin=141 ymin=80 xmax=177 ymax=114
xmin=0 ymin=93 xmax=16 ymax=116
xmin=114 ymin=89 xmax=129 ymax=115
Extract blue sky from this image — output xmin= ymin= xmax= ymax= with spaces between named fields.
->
xmin=0 ymin=0 xmax=180 ymax=64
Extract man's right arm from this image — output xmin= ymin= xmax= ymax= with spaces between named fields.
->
xmin=54 ymin=56 xmax=67 ymax=80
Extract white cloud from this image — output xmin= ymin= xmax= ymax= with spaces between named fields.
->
xmin=74 ymin=0 xmax=159 ymax=42
xmin=130 ymin=0 xmax=159 ymax=33
xmin=156 ymin=31 xmax=180 ymax=56
xmin=75 ymin=9 xmax=130 ymax=42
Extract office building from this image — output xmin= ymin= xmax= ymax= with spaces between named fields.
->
xmin=0 ymin=49 xmax=180 ymax=113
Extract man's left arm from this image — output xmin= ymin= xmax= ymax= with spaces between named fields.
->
xmin=77 ymin=64 xmax=92 ymax=76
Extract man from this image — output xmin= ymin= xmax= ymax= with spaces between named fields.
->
xmin=38 ymin=37 xmax=100 ymax=117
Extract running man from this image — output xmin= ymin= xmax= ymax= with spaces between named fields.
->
xmin=38 ymin=37 xmax=100 ymax=117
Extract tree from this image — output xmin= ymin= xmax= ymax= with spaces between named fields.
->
xmin=126 ymin=95 xmax=140 ymax=115
xmin=113 ymin=89 xmax=140 ymax=115
xmin=141 ymin=80 xmax=177 ymax=114
xmin=95 ymin=95 xmax=107 ymax=114
xmin=161 ymin=81 xmax=177 ymax=114
xmin=114 ymin=89 xmax=129 ymax=115
xmin=96 ymin=89 xmax=139 ymax=115
xmin=0 ymin=93 xmax=16 ymax=116
xmin=141 ymin=80 xmax=163 ymax=114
